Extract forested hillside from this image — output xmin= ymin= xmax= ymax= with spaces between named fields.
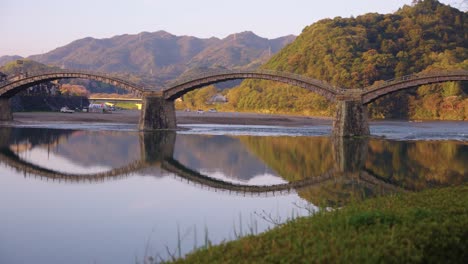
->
xmin=183 ymin=0 xmax=467 ymax=120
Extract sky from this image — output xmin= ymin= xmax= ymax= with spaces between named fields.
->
xmin=1 ymin=0 xmax=465 ymax=57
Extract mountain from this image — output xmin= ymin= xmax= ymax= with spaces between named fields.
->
xmin=27 ymin=31 xmax=295 ymax=87
xmin=187 ymin=31 xmax=295 ymax=69
xmin=220 ymin=0 xmax=467 ymax=120
xmin=0 ymin=55 xmax=23 ymax=67
xmin=0 ymin=59 xmax=58 ymax=75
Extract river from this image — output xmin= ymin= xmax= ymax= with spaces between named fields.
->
xmin=0 ymin=121 xmax=466 ymax=263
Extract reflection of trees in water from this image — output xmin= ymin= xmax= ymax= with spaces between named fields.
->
xmin=3 ymin=127 xmax=142 ymax=168
xmin=294 ymin=177 xmax=385 ymax=208
xmin=238 ymin=136 xmax=468 ymax=206
xmin=237 ymin=136 xmax=335 ymax=181
xmin=366 ymin=140 xmax=468 ymax=191
xmin=1 ymin=127 xmax=75 ymax=149
xmin=238 ymin=136 xmax=370 ymax=206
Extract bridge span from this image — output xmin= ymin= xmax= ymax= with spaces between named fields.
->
xmin=0 ymin=70 xmax=147 ymax=98
xmin=1 ymin=68 xmax=467 ymax=137
xmin=362 ymin=70 xmax=468 ymax=104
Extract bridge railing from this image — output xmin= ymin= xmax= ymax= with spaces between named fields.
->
xmin=363 ymin=70 xmax=468 ymax=92
xmin=0 ymin=69 xmax=152 ymax=91
xmin=165 ymin=69 xmax=339 ymax=93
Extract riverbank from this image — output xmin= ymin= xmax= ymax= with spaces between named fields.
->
xmin=10 ymin=110 xmax=332 ymax=127
xmin=170 ymin=185 xmax=467 ymax=263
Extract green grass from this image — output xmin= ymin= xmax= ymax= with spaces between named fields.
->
xmin=170 ymin=185 xmax=468 ymax=263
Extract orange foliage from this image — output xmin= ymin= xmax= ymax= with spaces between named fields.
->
xmin=60 ymin=84 xmax=90 ymax=96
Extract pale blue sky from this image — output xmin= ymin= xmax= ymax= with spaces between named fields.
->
xmin=1 ymin=0 xmax=463 ymax=57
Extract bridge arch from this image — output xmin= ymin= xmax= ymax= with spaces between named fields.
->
xmin=362 ymin=70 xmax=468 ymax=104
xmin=0 ymin=70 xmax=147 ymax=98
xmin=162 ymin=70 xmax=340 ymax=101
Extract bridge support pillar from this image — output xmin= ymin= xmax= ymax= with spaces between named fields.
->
xmin=332 ymin=100 xmax=369 ymax=137
xmin=0 ymin=98 xmax=12 ymax=121
xmin=138 ymin=97 xmax=176 ymax=130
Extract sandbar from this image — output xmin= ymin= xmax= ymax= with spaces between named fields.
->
xmin=8 ymin=110 xmax=332 ymax=127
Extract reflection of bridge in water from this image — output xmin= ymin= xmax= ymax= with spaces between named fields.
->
xmin=0 ymin=128 xmax=405 ymax=197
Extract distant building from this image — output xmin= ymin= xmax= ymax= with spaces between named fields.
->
xmin=208 ymin=94 xmax=228 ymax=104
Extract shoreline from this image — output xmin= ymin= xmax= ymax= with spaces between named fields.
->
xmin=4 ymin=111 xmax=466 ymax=129
xmin=174 ymin=185 xmax=468 ymax=263
xmin=7 ymin=110 xmax=333 ymax=127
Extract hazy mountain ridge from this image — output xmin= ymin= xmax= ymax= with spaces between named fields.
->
xmin=188 ymin=31 xmax=295 ymax=69
xmin=22 ymin=31 xmax=295 ymax=87
xmin=0 ymin=55 xmax=23 ymax=67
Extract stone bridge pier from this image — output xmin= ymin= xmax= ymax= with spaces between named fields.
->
xmin=138 ymin=94 xmax=176 ymax=131
xmin=137 ymin=94 xmax=372 ymax=137
xmin=0 ymin=98 xmax=12 ymax=121
xmin=332 ymin=91 xmax=370 ymax=137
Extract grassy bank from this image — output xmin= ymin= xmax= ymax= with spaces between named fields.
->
xmin=170 ymin=185 xmax=467 ymax=263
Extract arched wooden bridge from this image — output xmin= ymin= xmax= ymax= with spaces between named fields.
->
xmin=361 ymin=70 xmax=468 ymax=104
xmin=1 ymin=68 xmax=467 ymax=136
xmin=162 ymin=69 xmax=339 ymax=101
xmin=0 ymin=70 xmax=147 ymax=98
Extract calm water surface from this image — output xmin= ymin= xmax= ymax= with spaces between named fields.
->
xmin=0 ymin=121 xmax=467 ymax=263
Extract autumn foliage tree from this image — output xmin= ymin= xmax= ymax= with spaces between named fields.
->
xmin=59 ymin=84 xmax=90 ymax=97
